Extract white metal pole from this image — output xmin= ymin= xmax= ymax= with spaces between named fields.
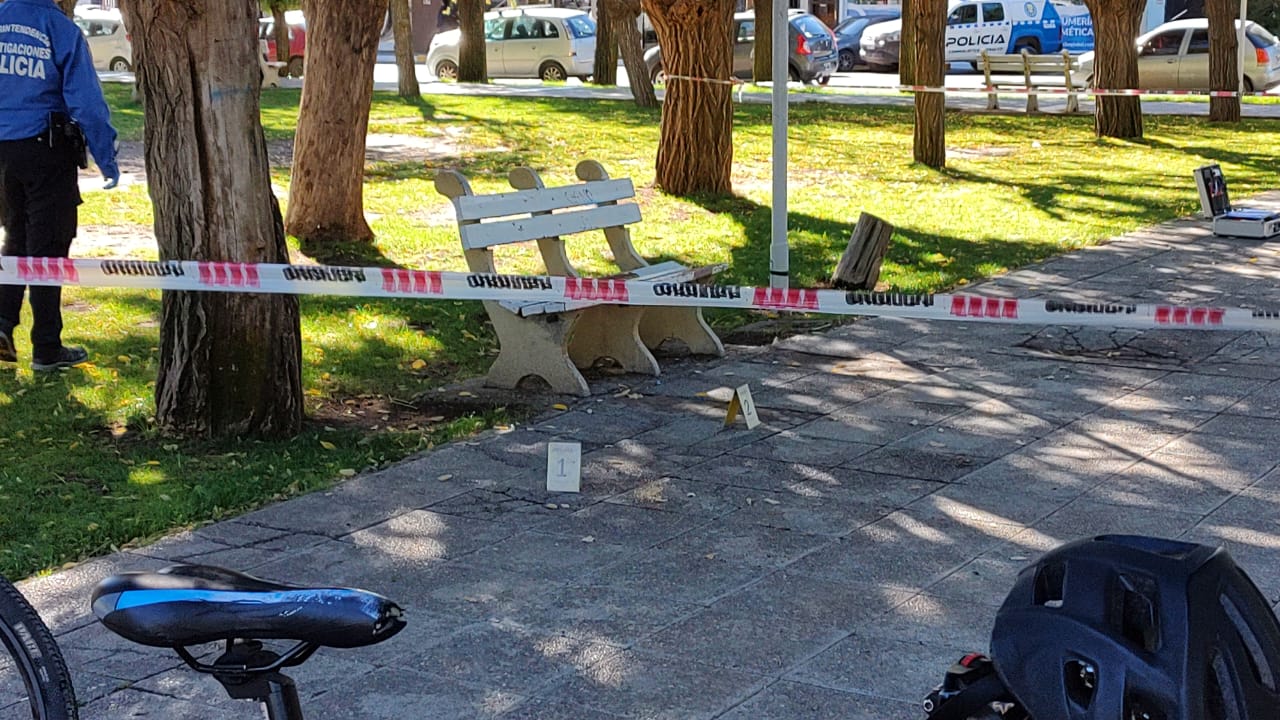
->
xmin=1239 ymin=0 xmax=1249 ymax=93
xmin=770 ymin=0 xmax=789 ymax=290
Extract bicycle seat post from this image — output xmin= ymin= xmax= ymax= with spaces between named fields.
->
xmin=205 ymin=639 xmax=306 ymax=720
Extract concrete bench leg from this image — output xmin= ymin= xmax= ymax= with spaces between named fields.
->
xmin=483 ymin=301 xmax=590 ymax=396
xmin=640 ymin=307 xmax=726 ymax=357
xmin=569 ymin=306 xmax=660 ymax=376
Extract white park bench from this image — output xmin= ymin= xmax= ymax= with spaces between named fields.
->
xmin=435 ymin=160 xmax=725 ymax=396
xmin=979 ymin=48 xmax=1080 ymax=113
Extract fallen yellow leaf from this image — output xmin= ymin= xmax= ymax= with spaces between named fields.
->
xmin=320 ymin=440 xmax=336 ymax=450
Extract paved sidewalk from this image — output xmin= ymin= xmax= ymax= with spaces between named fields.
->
xmin=18 ymin=196 xmax=1280 ymax=718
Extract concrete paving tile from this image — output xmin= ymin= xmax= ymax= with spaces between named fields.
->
xmin=57 ymin=622 xmax=187 ymax=683
xmin=629 ymin=412 xmax=786 ymax=457
xmin=886 ymin=425 xmax=1025 ymax=460
xmin=498 ymin=581 xmax=700 ymax=647
xmin=716 ymin=679 xmax=920 ymax=720
xmin=402 ymin=620 xmax=615 ymax=694
xmin=830 ymin=392 xmax=969 ymax=425
xmin=862 ymin=379 xmax=992 ymax=409
xmin=454 ymin=530 xmax=640 ymax=577
xmin=572 ymin=441 xmax=715 ymax=499
xmin=940 ymin=401 xmax=1064 ymax=438
xmin=363 ymin=561 xmax=571 ymax=624
xmin=1224 ymin=378 xmax=1280 ymax=418
xmin=789 ymin=413 xmax=928 ymax=446
xmin=1109 ymin=372 xmax=1269 ymax=414
xmin=842 ymin=445 xmax=990 ymax=483
xmin=1030 ymin=498 xmax=1205 ymax=544
xmin=954 ymin=447 xmax=1126 ymax=499
xmin=426 ymin=487 xmax=577 ymax=527
xmin=656 ymin=517 xmax=834 ymax=569
xmin=307 ymin=665 xmax=524 ymax=718
xmin=537 ymin=503 xmax=713 ymax=548
xmin=343 ymin=509 xmax=522 ymax=563
xmin=125 ymin=529 xmax=233 ymax=562
xmin=78 ymin=688 xmax=242 ymax=720
xmin=773 ymin=334 xmax=906 ymax=359
xmin=538 ymin=649 xmax=770 ymax=720
xmin=604 ymin=477 xmax=757 ymax=518
xmin=789 ymin=634 xmax=971 ymax=704
xmin=1151 ymin=435 xmax=1280 ymax=479
xmin=712 ymin=571 xmax=915 ymax=627
xmin=908 ymin=482 xmax=1067 ymax=527
xmin=714 ymin=485 xmax=895 ymax=537
xmin=1196 ymin=413 xmax=1280 ymax=444
xmin=16 ymin=552 xmax=166 ymax=635
xmin=501 ymin=697 xmax=629 ymax=719
xmin=579 ymin=548 xmax=766 ymax=606
xmin=641 ymin=362 xmax=816 ymax=399
xmin=925 ymin=542 xmax=1039 ymax=607
xmin=1181 ymin=521 xmax=1280 ymax=603
xmin=1080 ymin=465 xmax=1247 ymax=515
xmin=682 ymin=455 xmax=850 ymax=493
xmin=858 ymin=593 xmax=998 ymax=651
xmin=786 ymin=511 xmax=1019 ymax=591
xmin=728 ymin=430 xmax=879 ymax=466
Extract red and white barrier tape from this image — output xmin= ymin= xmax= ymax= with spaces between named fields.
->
xmin=660 ymin=73 xmax=1278 ymax=98
xmin=4 ymin=255 xmax=1279 ymax=333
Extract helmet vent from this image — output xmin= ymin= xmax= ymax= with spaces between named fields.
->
xmin=1115 ymin=574 xmax=1160 ymax=652
xmin=1220 ymin=592 xmax=1276 ymax=692
xmin=1063 ymin=659 xmax=1097 ymax=709
xmin=1033 ymin=561 xmax=1066 ymax=608
xmin=1208 ymin=649 xmax=1245 ymax=720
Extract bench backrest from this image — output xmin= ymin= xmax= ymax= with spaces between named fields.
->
xmin=981 ymin=49 xmax=1077 ymax=86
xmin=436 ymin=160 xmax=648 ymax=277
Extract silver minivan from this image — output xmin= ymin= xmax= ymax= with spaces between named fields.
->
xmin=426 ymin=7 xmax=597 ymax=82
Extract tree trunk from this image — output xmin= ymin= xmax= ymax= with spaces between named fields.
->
xmin=913 ymin=0 xmax=944 ymax=167
xmin=55 ymin=0 xmax=75 ymax=17
xmin=611 ymin=0 xmax=657 ymax=107
xmin=1083 ymin=0 xmax=1143 ymax=138
xmin=753 ymin=0 xmax=772 ymax=83
xmin=391 ymin=0 xmax=421 ymax=98
xmin=270 ymin=2 xmax=292 ymax=68
xmin=458 ymin=0 xmax=487 ymax=83
xmin=119 ymin=0 xmax=303 ymax=438
xmin=594 ymin=0 xmax=619 ymax=85
xmin=1208 ymin=0 xmax=1242 ymax=122
xmin=642 ymin=0 xmax=735 ymax=195
xmin=899 ymin=0 xmax=916 ymax=84
xmin=285 ymin=0 xmax=386 ymax=246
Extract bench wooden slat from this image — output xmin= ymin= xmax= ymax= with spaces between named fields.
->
xmin=452 ymin=179 xmax=636 ymax=221
xmin=502 ymin=262 xmax=725 ymax=317
xmin=460 ymin=203 xmax=643 ymax=250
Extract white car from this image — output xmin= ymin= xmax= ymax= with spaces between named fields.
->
xmin=1072 ymin=18 xmax=1280 ymax=92
xmin=426 ymin=7 xmax=596 ymax=82
xmin=75 ymin=9 xmax=131 ymax=72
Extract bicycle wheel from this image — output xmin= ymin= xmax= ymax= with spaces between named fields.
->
xmin=0 ymin=577 xmax=77 ymax=720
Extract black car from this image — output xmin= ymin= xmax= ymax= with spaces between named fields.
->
xmin=831 ymin=9 xmax=900 ymax=72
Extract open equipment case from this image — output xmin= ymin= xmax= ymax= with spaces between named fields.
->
xmin=1194 ymin=163 xmax=1280 ymax=239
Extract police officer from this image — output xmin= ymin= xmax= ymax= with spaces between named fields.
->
xmin=0 ymin=0 xmax=119 ymax=372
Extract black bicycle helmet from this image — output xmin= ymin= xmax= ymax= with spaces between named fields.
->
xmin=986 ymin=534 xmax=1280 ymax=720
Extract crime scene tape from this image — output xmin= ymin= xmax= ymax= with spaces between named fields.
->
xmin=5 ymin=255 xmax=1280 ymax=333
xmin=660 ymin=73 xmax=1278 ymax=98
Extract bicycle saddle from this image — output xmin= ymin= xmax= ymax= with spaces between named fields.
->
xmin=92 ymin=564 xmax=406 ymax=649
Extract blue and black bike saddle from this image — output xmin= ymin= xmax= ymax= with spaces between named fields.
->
xmin=92 ymin=564 xmax=406 ymax=649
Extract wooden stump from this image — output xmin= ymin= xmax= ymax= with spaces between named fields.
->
xmin=831 ymin=212 xmax=894 ymax=290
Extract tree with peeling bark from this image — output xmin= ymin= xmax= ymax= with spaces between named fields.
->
xmin=607 ymin=0 xmax=657 ymax=107
xmin=391 ymin=0 xmax=421 ymax=98
xmin=1082 ymin=0 xmax=1143 ymax=138
xmin=913 ymin=0 xmax=944 ymax=167
xmin=594 ymin=0 xmax=618 ymax=85
xmin=1208 ymin=0 xmax=1242 ymax=122
xmin=285 ymin=0 xmax=387 ymax=247
xmin=899 ymin=0 xmax=916 ymax=84
xmin=753 ymin=0 xmax=772 ymax=82
xmin=119 ymin=0 xmax=303 ymax=438
xmin=642 ymin=0 xmax=736 ymax=195
xmin=457 ymin=0 xmax=487 ymax=82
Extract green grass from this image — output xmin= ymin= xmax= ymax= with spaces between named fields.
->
xmin=6 ymin=84 xmax=1279 ymax=580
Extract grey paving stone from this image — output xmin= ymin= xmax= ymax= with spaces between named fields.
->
xmin=537 ymin=649 xmax=770 ymax=720
xmin=681 ymin=455 xmax=852 ymax=493
xmin=789 ymin=634 xmax=971 ymax=704
xmin=629 ymin=411 xmax=790 ymax=457
xmin=786 ymin=510 xmax=1020 ymax=592
xmin=342 ymin=509 xmax=522 ymax=563
xmin=716 ymin=679 xmax=919 ymax=720
xmin=501 ymin=697 xmax=628 ymax=719
xmin=525 ymin=404 xmax=671 ymax=446
xmin=16 ymin=552 xmax=166 ymax=635
xmin=578 ymin=548 xmax=765 ymax=606
xmin=1080 ymin=464 xmax=1247 ymax=515
xmin=125 ymin=529 xmax=233 ymax=562
xmin=1031 ymin=498 xmax=1206 ymax=544
xmin=453 ymin=530 xmax=640 ymax=577
xmin=1109 ymin=372 xmax=1269 ymax=414
xmin=1224 ymin=378 xmax=1280 ymax=418
xmin=1182 ymin=520 xmax=1280 ymax=603
xmin=1151 ymin=435 xmax=1280 ymax=479
xmin=57 ymin=622 xmax=186 ymax=683
xmin=856 ymin=593 xmax=998 ymax=651
xmin=604 ymin=477 xmax=757 ymax=518
xmin=656 ymin=517 xmax=834 ymax=569
xmin=79 ymin=688 xmax=242 ymax=720
xmin=908 ymin=481 xmax=1068 ymax=527
xmin=426 ymin=487 xmax=576 ymax=527
xmin=572 ymin=441 xmax=714 ymax=499
xmin=728 ymin=430 xmax=880 ymax=466
xmin=536 ymin=502 xmax=713 ymax=548
xmin=714 ymin=484 xmax=895 ymax=537
xmin=1196 ymin=413 xmax=1280 ymax=444
xmin=842 ymin=445 xmax=990 ymax=483
xmin=886 ymin=425 xmax=1025 ymax=460
xmin=497 ymin=580 xmax=701 ymax=648
xmin=926 ymin=543 xmax=1039 ymax=607
xmin=789 ymin=412 xmax=929 ymax=446
xmin=307 ymin=664 xmax=524 ymax=719
xmin=641 ymin=362 xmax=816 ymax=400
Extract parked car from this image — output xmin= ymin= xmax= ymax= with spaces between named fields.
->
xmin=832 ymin=9 xmax=900 ymax=72
xmin=643 ymin=9 xmax=838 ymax=85
xmin=1071 ymin=18 xmax=1280 ymax=92
xmin=425 ymin=6 xmax=596 ymax=82
xmin=860 ymin=0 xmax=1063 ymax=71
xmin=74 ymin=9 xmax=131 ymax=72
xmin=259 ymin=11 xmax=307 ymax=78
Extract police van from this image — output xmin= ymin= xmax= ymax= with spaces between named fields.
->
xmin=860 ymin=0 xmax=1063 ymax=70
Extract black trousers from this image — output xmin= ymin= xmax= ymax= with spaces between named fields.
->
xmin=0 ymin=138 xmax=80 ymax=357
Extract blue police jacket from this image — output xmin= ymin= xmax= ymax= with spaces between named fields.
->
xmin=0 ymin=0 xmax=119 ymax=180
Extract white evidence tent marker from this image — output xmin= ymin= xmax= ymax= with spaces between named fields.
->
xmin=724 ymin=383 xmax=761 ymax=430
xmin=546 ymin=441 xmax=582 ymax=493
